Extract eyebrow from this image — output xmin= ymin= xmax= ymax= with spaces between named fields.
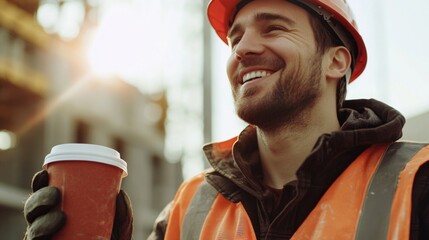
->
xmin=227 ymin=12 xmax=296 ymax=39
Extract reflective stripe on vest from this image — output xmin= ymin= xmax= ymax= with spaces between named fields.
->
xmin=181 ymin=181 xmax=218 ymax=239
xmin=175 ymin=142 xmax=429 ymax=239
xmin=355 ymin=142 xmax=425 ymax=240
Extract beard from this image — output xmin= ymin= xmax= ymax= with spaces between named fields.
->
xmin=233 ymin=54 xmax=323 ymax=131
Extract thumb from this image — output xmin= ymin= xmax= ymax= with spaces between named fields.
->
xmin=31 ymin=170 xmax=49 ymax=192
xmin=111 ymin=190 xmax=133 ymax=240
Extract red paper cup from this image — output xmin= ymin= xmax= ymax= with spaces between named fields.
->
xmin=43 ymin=143 xmax=128 ymax=240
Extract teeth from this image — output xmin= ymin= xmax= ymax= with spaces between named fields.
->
xmin=243 ymin=71 xmax=271 ymax=83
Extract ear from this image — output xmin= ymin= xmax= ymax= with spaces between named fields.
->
xmin=325 ymin=46 xmax=352 ymax=80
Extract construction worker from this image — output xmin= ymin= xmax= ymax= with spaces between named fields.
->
xmin=24 ymin=0 xmax=429 ymax=239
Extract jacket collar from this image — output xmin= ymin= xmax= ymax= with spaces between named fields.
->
xmin=203 ymin=99 xmax=405 ymax=196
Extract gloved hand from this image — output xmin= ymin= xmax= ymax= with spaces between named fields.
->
xmin=23 ymin=170 xmax=133 ymax=240
xmin=23 ymin=170 xmax=65 ymax=240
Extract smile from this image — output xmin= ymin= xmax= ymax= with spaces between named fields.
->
xmin=242 ymin=70 xmax=272 ymax=83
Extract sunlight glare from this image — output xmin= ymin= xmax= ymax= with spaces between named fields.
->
xmin=86 ymin=2 xmax=165 ymax=92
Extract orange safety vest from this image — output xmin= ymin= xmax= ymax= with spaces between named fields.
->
xmin=164 ymin=142 xmax=429 ymax=239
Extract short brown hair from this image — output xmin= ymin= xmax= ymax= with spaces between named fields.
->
xmin=308 ymin=13 xmax=348 ymax=110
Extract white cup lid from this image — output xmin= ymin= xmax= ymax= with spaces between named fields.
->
xmin=44 ymin=143 xmax=127 ymax=177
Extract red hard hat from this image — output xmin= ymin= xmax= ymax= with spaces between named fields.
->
xmin=207 ymin=0 xmax=367 ymax=83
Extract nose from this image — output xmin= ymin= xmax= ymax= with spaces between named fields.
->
xmin=234 ymin=32 xmax=264 ymax=61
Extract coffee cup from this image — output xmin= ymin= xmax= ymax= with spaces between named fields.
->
xmin=43 ymin=143 xmax=128 ymax=239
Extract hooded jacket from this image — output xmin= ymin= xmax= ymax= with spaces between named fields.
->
xmin=148 ymin=99 xmax=429 ymax=239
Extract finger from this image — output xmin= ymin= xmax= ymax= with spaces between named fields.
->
xmin=111 ymin=190 xmax=133 ymax=240
xmin=24 ymin=186 xmax=61 ymax=224
xmin=25 ymin=211 xmax=66 ymax=240
xmin=31 ymin=170 xmax=49 ymax=192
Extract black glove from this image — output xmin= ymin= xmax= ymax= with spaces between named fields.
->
xmin=23 ymin=170 xmax=133 ymax=240
xmin=24 ymin=170 xmax=65 ymax=240
xmin=111 ymin=189 xmax=133 ymax=240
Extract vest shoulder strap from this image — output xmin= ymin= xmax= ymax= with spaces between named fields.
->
xmin=181 ymin=180 xmax=218 ymax=239
xmin=355 ymin=141 xmax=428 ymax=240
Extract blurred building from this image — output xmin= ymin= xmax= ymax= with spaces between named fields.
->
xmin=403 ymin=112 xmax=429 ymax=143
xmin=0 ymin=0 xmax=182 ymax=239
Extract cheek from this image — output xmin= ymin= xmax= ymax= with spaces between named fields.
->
xmin=226 ymin=54 xmax=238 ymax=84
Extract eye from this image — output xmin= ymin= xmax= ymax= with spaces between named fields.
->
xmin=265 ymin=25 xmax=287 ymax=33
xmin=228 ymin=36 xmax=242 ymax=49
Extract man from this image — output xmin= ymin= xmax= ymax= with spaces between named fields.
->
xmin=24 ymin=0 xmax=429 ymax=239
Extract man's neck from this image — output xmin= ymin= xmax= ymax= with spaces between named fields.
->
xmin=256 ymin=108 xmax=341 ymax=189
